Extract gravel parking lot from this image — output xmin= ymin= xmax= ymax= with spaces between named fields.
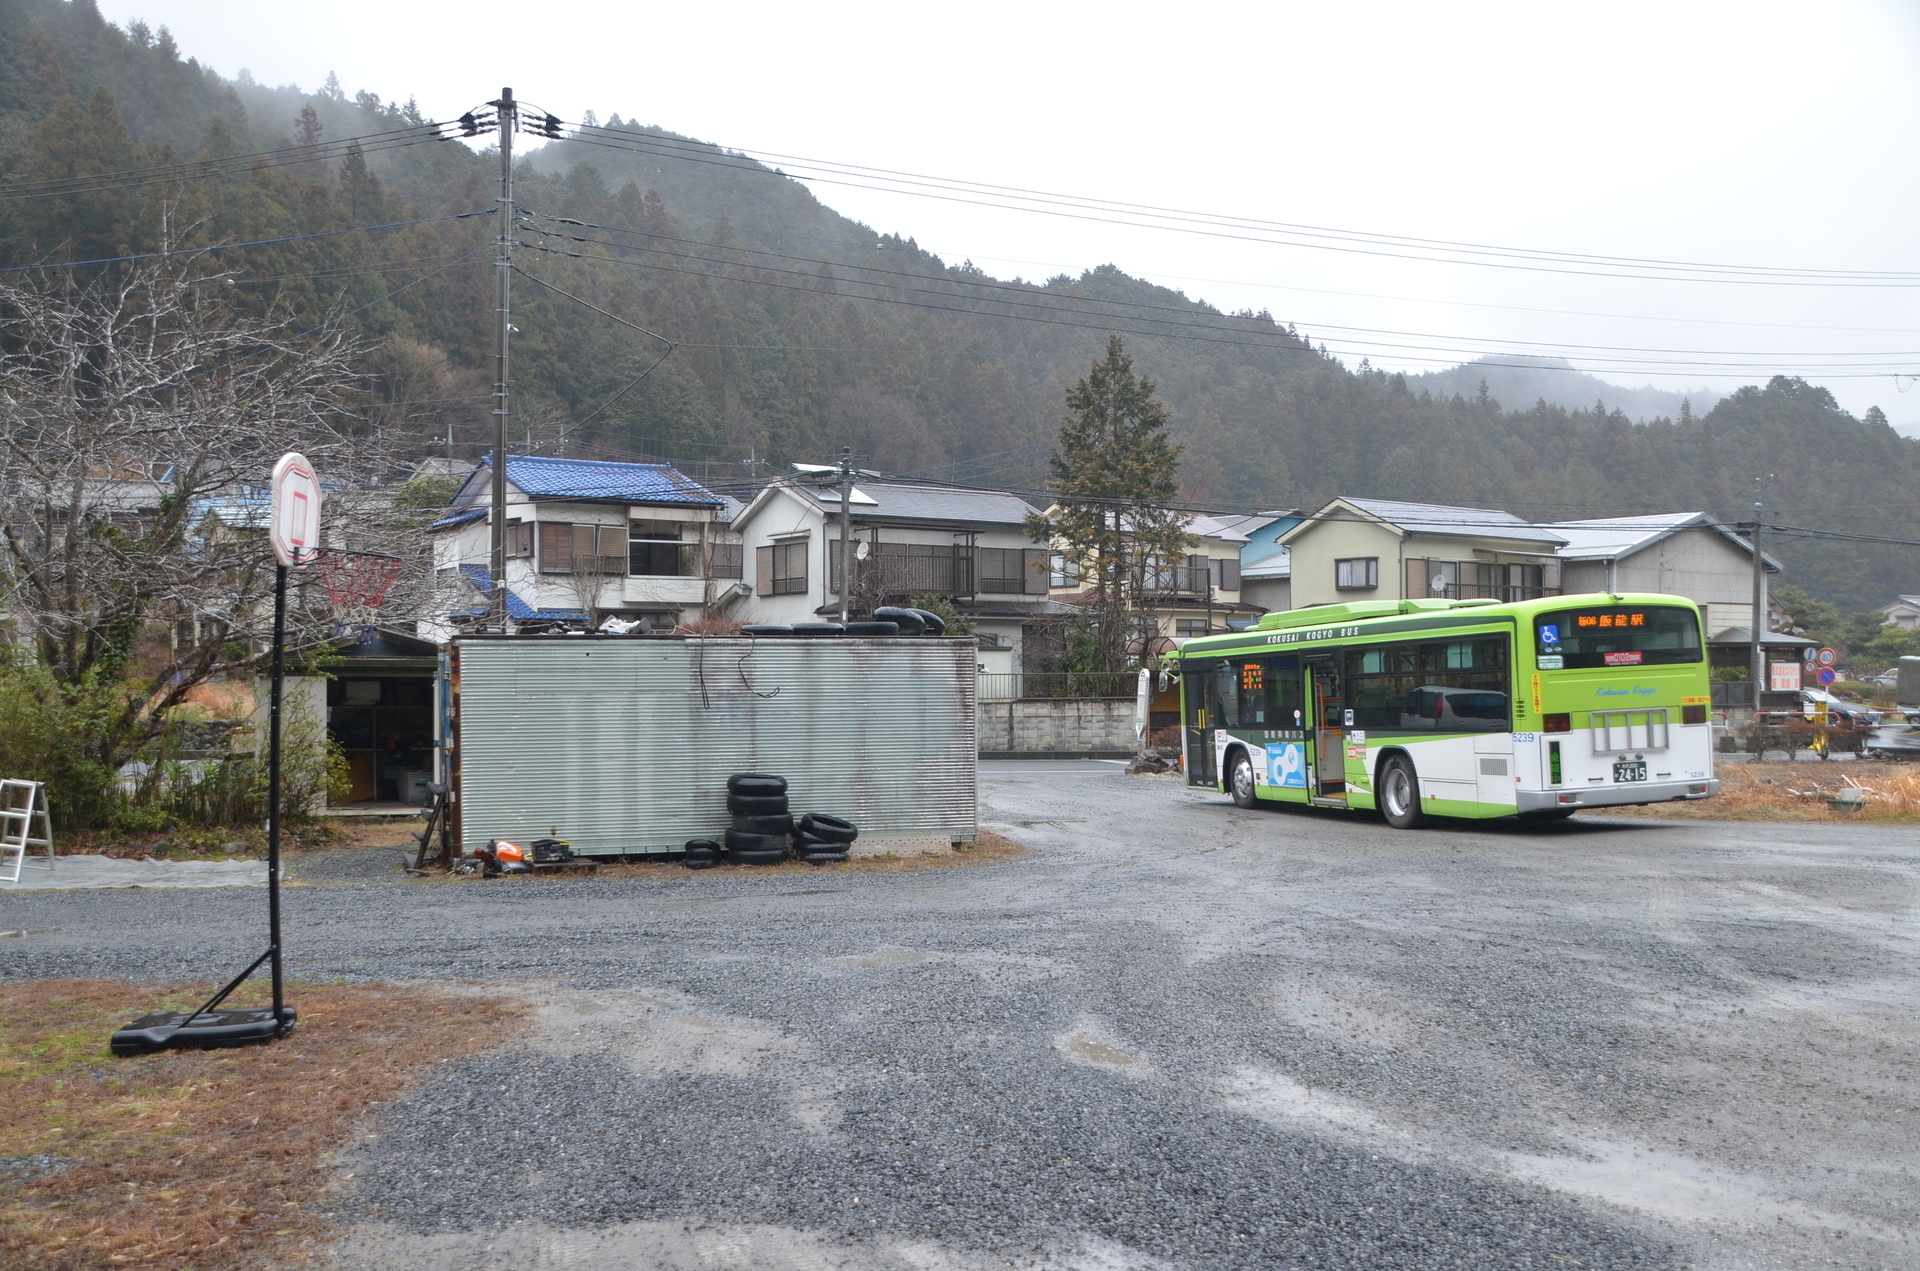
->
xmin=3 ymin=761 xmax=1914 ymax=1270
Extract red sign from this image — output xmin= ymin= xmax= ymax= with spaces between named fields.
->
xmin=1603 ymin=651 xmax=1644 ymax=666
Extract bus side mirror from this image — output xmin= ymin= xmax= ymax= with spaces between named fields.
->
xmin=1158 ymin=669 xmax=1172 ymax=693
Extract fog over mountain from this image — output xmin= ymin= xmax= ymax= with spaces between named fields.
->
xmin=1404 ymin=357 xmax=1722 ymax=423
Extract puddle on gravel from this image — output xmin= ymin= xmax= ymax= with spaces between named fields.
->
xmin=1054 ymin=1018 xmax=1154 ymax=1078
xmin=841 ymin=945 xmax=942 ymax=968
xmin=1501 ymin=1139 xmax=1863 ymax=1233
xmin=325 ymin=1220 xmax=1174 ymax=1270
xmin=1221 ymin=1066 xmax=1406 ymax=1141
xmin=519 ymin=987 xmax=840 ymax=1136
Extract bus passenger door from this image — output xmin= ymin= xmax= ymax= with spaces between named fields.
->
xmin=1309 ymin=658 xmax=1346 ymax=802
xmin=1183 ymin=669 xmax=1216 ymax=787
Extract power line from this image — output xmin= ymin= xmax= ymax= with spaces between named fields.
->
xmin=518 ymin=211 xmax=1919 ymax=371
xmin=0 ymin=209 xmax=493 ymax=276
xmin=549 ymin=124 xmax=1920 ymax=289
xmin=0 ymin=121 xmax=461 ymax=203
xmin=511 ymin=232 xmax=1915 ymax=380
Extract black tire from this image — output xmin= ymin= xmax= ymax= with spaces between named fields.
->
xmin=872 ymin=606 xmax=926 ymax=635
xmin=1377 ymin=753 xmax=1426 ymax=830
xmin=727 ymin=773 xmax=788 ymax=796
xmin=740 ymin=624 xmax=792 ymax=636
xmin=906 ymin=607 xmax=946 ymax=636
xmin=797 ymin=812 xmax=858 ymax=844
xmin=725 ymin=828 xmax=789 ymax=853
xmin=730 ymin=848 xmax=787 ymax=866
xmin=844 ymin=621 xmax=901 ymax=636
xmin=684 ymin=855 xmax=717 ymax=870
xmin=1228 ymin=748 xmax=1258 ymax=809
xmin=790 ymin=622 xmax=845 ymax=637
xmin=683 ymin=838 xmax=721 ymax=853
xmin=791 ymin=832 xmax=833 ymax=853
xmin=802 ymin=851 xmax=850 ymax=865
xmin=732 ymin=813 xmax=795 ymax=835
xmin=728 ymin=793 xmax=789 ymax=816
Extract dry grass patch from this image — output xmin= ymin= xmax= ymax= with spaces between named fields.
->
xmin=1600 ymin=761 xmax=1920 ymax=822
xmin=0 ymin=979 xmax=526 ymax=1270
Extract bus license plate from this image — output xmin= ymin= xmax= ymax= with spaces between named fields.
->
xmin=1613 ymin=760 xmax=1647 ymax=783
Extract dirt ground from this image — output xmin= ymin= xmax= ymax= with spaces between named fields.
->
xmin=0 ymin=980 xmax=526 ymax=1271
xmin=1605 ymin=759 xmax=1920 ymax=822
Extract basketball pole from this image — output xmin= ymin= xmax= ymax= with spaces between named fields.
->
xmin=266 ymin=561 xmax=288 ymax=1026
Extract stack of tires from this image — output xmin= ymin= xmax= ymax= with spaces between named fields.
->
xmin=792 ymin=813 xmax=857 ymax=865
xmin=724 ymin=773 xmax=792 ymax=864
xmin=679 ymin=773 xmax=863 ymax=869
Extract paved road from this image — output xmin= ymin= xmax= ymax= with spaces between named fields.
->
xmin=3 ymin=762 xmax=1914 ymax=1270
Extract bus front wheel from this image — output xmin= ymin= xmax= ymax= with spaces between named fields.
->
xmin=1378 ymin=754 xmax=1426 ymax=829
xmin=1228 ymin=749 xmax=1258 ymax=809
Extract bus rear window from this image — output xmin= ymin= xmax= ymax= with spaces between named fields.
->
xmin=1534 ymin=606 xmax=1701 ymax=669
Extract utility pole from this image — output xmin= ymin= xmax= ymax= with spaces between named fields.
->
xmin=488 ymin=86 xmax=517 ymax=630
xmin=837 ymin=446 xmax=854 ymax=625
xmin=1749 ymin=475 xmax=1769 ymax=710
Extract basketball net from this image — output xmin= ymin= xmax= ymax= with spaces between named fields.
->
xmin=314 ymin=549 xmax=405 ymax=644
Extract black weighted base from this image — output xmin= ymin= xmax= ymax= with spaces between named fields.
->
xmin=111 ymin=1006 xmax=297 ymax=1057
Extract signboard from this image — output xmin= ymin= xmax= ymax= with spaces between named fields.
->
xmin=1816 ymin=667 xmax=1837 ymax=686
xmin=269 ymin=453 xmax=321 ymax=567
xmin=1770 ymin=661 xmax=1802 ymax=691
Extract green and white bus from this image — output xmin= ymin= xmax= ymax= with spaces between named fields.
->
xmin=1169 ymin=592 xmax=1718 ymax=827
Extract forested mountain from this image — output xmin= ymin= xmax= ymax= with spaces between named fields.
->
xmin=1403 ymin=357 xmax=1721 ymax=423
xmin=3 ymin=0 xmax=1916 ymax=609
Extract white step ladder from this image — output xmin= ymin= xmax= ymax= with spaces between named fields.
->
xmin=1 ymin=780 xmax=55 ymax=885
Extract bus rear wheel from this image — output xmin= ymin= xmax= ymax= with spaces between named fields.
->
xmin=1378 ymin=754 xmax=1425 ymax=829
xmin=1228 ymin=749 xmax=1258 ymax=809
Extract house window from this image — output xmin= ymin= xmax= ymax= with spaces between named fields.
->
xmin=629 ymin=521 xmax=687 ymax=577
xmin=1176 ymin=618 xmax=1211 ymax=638
xmin=755 ymin=540 xmax=809 ymax=596
xmin=1208 ymin=558 xmax=1242 ymax=593
xmin=1336 ymin=557 xmax=1379 ymax=590
xmin=1050 ymin=553 xmax=1079 ymax=588
xmin=506 ymin=521 xmax=531 ymax=557
xmin=977 ymin=547 xmax=1050 ymax=595
xmin=540 ymin=523 xmax=626 ymax=575
xmin=538 ymin=522 xmax=573 ymax=573
xmin=709 ymin=542 xmax=744 ymax=579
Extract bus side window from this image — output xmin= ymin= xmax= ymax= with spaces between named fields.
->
xmin=1267 ymin=656 xmax=1303 ymax=728
xmin=1213 ymin=662 xmax=1241 ymax=728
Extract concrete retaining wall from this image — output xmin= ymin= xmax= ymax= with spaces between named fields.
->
xmin=978 ymin=698 xmax=1136 ymax=755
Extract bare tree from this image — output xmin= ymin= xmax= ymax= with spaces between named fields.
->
xmin=0 ymin=254 xmax=383 ymax=770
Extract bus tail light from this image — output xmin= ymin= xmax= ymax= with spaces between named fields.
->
xmin=1682 ymin=704 xmax=1707 ymax=725
xmin=1543 ymin=713 xmax=1571 ymax=733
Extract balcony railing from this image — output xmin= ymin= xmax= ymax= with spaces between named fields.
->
xmin=1441 ymin=583 xmax=1562 ymax=603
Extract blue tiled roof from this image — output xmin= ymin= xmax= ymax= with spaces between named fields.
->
xmin=483 ymin=454 xmax=723 ymax=507
xmin=429 ymin=508 xmax=487 ymax=532
xmin=453 ymin=564 xmax=587 ymax=621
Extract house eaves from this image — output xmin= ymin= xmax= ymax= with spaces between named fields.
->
xmin=1544 ymin=511 xmax=1782 ymax=573
xmin=1279 ymin=497 xmax=1566 ymax=549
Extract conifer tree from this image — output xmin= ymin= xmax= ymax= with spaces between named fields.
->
xmin=1028 ymin=335 xmax=1190 ymax=671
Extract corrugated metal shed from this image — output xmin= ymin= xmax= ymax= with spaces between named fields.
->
xmin=453 ymin=636 xmax=978 ymax=855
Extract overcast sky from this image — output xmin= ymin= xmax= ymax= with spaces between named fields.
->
xmin=98 ymin=0 xmax=1920 ymax=427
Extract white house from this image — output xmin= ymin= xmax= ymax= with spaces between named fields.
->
xmin=1878 ymin=595 xmax=1920 ymax=630
xmin=732 ymin=470 xmax=1053 ymax=671
xmin=1542 ymin=512 xmax=1779 ymax=639
xmin=1278 ymin=497 xmax=1568 ymax=608
xmin=424 ymin=454 xmax=741 ymax=636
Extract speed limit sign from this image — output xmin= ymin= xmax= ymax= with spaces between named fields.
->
xmin=1816 ymin=647 xmax=1837 ymax=667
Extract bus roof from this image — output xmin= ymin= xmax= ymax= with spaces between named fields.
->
xmin=1174 ymin=592 xmax=1702 ymax=659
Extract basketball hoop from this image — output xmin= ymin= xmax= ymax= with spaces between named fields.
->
xmin=314 ymin=548 xmax=405 ymax=643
